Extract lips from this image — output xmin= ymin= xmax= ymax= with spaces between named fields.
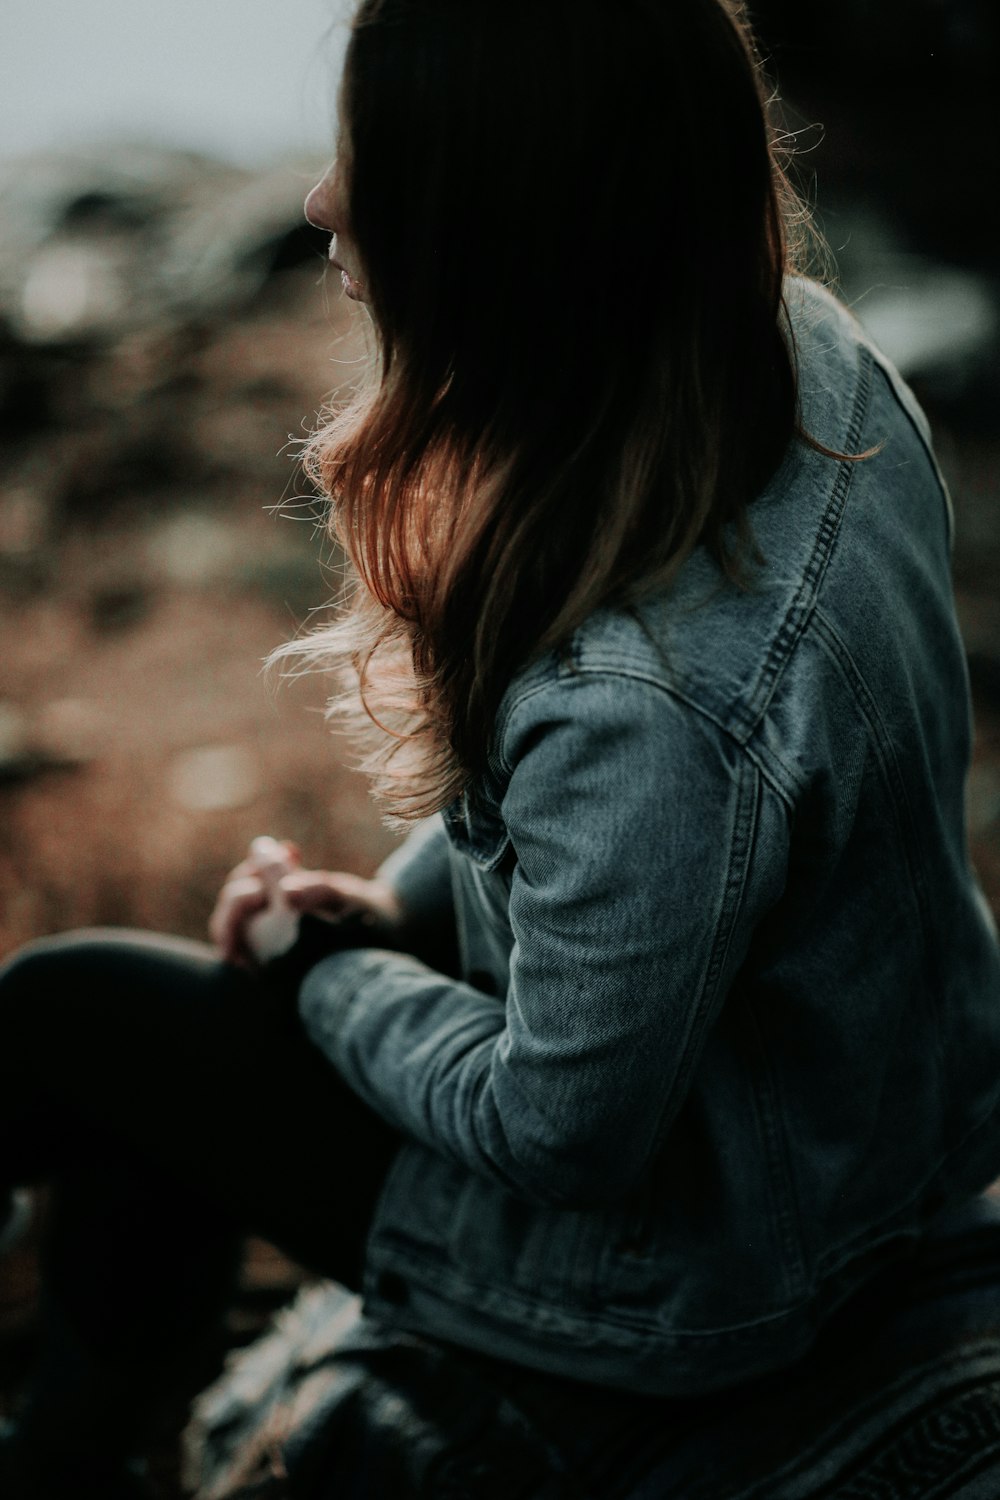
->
xmin=327 ymin=242 xmax=363 ymax=300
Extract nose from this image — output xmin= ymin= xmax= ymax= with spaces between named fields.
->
xmin=304 ymin=167 xmax=339 ymax=234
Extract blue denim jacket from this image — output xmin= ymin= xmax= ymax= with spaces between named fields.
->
xmin=299 ymin=278 xmax=1000 ymax=1395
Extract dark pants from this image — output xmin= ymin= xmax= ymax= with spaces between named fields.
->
xmin=0 ymin=929 xmax=401 ymax=1453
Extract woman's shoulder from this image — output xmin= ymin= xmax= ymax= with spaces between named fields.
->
xmin=786 ymin=274 xmax=944 ymax=485
xmin=495 ymin=282 xmax=954 ymax=770
xmin=492 ymin=601 xmax=753 ymax=771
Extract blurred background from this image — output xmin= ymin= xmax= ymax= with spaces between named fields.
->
xmin=0 ymin=1 xmax=997 ymax=1488
xmin=0 ymin=1 xmax=397 ymax=955
xmin=0 ymin=0 xmax=998 ymax=955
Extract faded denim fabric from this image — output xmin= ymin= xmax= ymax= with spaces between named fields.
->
xmin=299 ymin=278 xmax=1000 ymax=1395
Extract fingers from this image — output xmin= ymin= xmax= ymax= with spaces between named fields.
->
xmin=280 ymin=872 xmax=404 ymax=932
xmin=209 ymin=875 xmax=269 ymax=965
xmin=251 ymin=837 xmax=300 ymax=871
xmin=223 ymin=839 xmax=301 ymax=889
xmin=279 ymin=870 xmax=367 ymax=918
xmin=210 ymin=844 xmax=401 ymax=969
xmin=210 ymin=839 xmax=305 ymax=968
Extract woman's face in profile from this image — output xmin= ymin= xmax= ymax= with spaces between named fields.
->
xmin=305 ymin=161 xmax=366 ymax=302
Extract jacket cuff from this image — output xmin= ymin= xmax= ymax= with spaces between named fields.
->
xmin=259 ymin=912 xmax=389 ymax=1001
xmin=297 ymin=947 xmax=405 ymax=1065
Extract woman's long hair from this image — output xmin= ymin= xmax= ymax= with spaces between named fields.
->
xmin=276 ymin=0 xmax=817 ymax=824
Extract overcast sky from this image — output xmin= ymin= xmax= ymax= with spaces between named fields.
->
xmin=1 ymin=0 xmax=347 ymax=165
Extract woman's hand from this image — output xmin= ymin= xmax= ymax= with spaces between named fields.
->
xmin=209 ymin=841 xmax=403 ymax=969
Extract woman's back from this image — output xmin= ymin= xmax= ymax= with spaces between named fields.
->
xmin=302 ymin=276 xmax=1000 ymax=1395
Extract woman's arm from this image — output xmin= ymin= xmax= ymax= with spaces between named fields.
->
xmin=375 ymin=815 xmax=453 ymax=927
xmin=298 ymin=674 xmax=787 ymax=1208
xmin=373 ymin=816 xmax=457 ymax=972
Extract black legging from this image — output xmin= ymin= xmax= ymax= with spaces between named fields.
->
xmin=0 ymin=929 xmax=401 ymax=1450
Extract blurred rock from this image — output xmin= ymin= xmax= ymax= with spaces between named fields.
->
xmin=830 ymin=203 xmax=1000 ymax=431
xmin=855 ymin=263 xmax=996 ymax=384
xmin=0 ymin=698 xmax=96 ymax=783
xmin=34 ymin=697 xmax=103 ymax=767
xmin=147 ymin=512 xmax=239 ymax=586
xmin=168 ymin=744 xmax=261 ymax=812
xmin=0 ymin=146 xmax=240 ymax=344
xmin=0 ymin=486 xmax=48 ymax=555
xmin=0 ymin=146 xmax=326 ymax=349
xmin=968 ymin=652 xmax=1000 ymax=710
xmin=0 ymin=144 xmax=342 ymax=536
xmin=0 ymin=701 xmax=33 ymax=782
xmin=0 ymin=486 xmax=51 ymax=593
xmin=165 ymin=164 xmax=329 ymax=315
xmin=16 ymin=240 xmax=130 ymax=344
xmin=754 ymin=0 xmax=999 ymax=84
xmin=234 ymin=545 xmax=328 ymax=617
xmin=968 ymin=763 xmax=1000 ymax=836
xmin=89 ymin=581 xmax=154 ymax=633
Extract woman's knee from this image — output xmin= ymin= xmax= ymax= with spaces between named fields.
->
xmin=1 ymin=931 xmax=90 ymax=998
xmin=0 ymin=929 xmax=224 ymax=1044
xmin=0 ymin=929 xmax=253 ymax=1170
xmin=2 ymin=929 xmax=136 ymax=997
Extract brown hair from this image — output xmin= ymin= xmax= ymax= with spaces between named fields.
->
xmin=276 ymin=0 xmax=822 ymax=824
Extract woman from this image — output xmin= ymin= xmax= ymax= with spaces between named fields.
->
xmin=3 ymin=0 xmax=1000 ymax=1493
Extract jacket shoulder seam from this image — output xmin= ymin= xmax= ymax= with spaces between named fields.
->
xmin=495 ymin=662 xmax=750 ymax=778
xmin=868 ymin=356 xmax=955 ymax=552
xmin=736 ymin=342 xmax=875 ymax=739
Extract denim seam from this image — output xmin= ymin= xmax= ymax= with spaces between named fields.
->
xmin=369 ymin=1076 xmax=1000 ymax=1346
xmin=738 ymin=343 xmax=874 ymax=739
xmin=646 ymin=751 xmax=761 ymax=1156
xmin=493 ymin=675 xmax=571 ymax=777
xmin=813 ymin=1089 xmax=1000 ymax=1280
xmin=810 ymin=604 xmax=938 ymax=1005
xmin=365 ymin=1236 xmax=811 ymax=1347
xmin=866 ymin=353 xmax=955 ymax=553
xmin=743 ymin=989 xmax=808 ymax=1300
xmin=495 ymin=346 xmax=877 ymax=767
xmin=497 ymin=663 xmax=756 ymax=781
xmin=470 ymin=1054 xmax=593 ymax=1209
xmin=743 ymin=733 xmax=801 ymax=808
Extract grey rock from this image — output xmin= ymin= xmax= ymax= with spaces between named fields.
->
xmin=0 ymin=145 xmax=326 ymax=346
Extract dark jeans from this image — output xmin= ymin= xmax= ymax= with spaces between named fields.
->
xmin=0 ymin=928 xmax=401 ymax=1435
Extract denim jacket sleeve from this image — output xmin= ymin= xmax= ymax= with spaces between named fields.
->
xmin=375 ymin=814 xmax=454 ymax=929
xmin=299 ymin=669 xmax=786 ymax=1208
